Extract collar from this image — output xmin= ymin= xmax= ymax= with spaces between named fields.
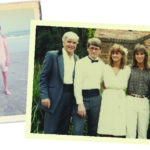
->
xmin=62 ymin=48 xmax=74 ymax=59
xmin=88 ymin=56 xmax=99 ymax=63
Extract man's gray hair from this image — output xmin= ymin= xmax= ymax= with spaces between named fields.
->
xmin=62 ymin=31 xmax=79 ymax=43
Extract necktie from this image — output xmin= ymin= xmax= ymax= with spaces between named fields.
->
xmin=88 ymin=56 xmax=99 ymax=63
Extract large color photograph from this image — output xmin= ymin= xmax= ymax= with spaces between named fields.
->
xmin=0 ymin=1 xmax=40 ymax=122
xmin=26 ymin=21 xmax=150 ymax=144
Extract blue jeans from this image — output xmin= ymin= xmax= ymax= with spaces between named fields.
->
xmin=72 ymin=95 xmax=101 ymax=136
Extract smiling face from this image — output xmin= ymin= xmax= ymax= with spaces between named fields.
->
xmin=87 ymin=45 xmax=101 ymax=59
xmin=111 ymin=50 xmax=122 ymax=63
xmin=63 ymin=38 xmax=78 ymax=56
xmin=135 ymin=50 xmax=145 ymax=64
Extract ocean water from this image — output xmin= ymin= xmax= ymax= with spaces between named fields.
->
xmin=7 ymin=34 xmax=30 ymax=53
xmin=0 ymin=30 xmax=30 ymax=115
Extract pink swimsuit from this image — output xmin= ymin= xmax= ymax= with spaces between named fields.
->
xmin=0 ymin=35 xmax=8 ymax=72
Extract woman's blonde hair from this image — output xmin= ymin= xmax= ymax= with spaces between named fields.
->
xmin=108 ymin=43 xmax=127 ymax=69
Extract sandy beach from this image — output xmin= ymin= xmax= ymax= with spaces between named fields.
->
xmin=0 ymin=51 xmax=28 ymax=116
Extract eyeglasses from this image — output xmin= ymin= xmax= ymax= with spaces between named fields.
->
xmin=88 ymin=46 xmax=100 ymax=51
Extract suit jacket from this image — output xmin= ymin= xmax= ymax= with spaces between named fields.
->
xmin=38 ymin=50 xmax=78 ymax=113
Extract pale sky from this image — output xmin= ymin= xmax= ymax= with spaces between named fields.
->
xmin=0 ymin=8 xmax=34 ymax=33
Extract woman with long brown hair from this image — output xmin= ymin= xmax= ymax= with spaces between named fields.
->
xmin=126 ymin=44 xmax=150 ymax=139
xmin=97 ymin=43 xmax=131 ymax=137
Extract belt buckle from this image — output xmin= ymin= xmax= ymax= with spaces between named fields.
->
xmin=137 ymin=94 xmax=145 ymax=98
xmin=131 ymin=94 xmax=145 ymax=98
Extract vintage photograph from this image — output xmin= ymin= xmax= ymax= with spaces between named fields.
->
xmin=0 ymin=1 xmax=41 ymax=122
xmin=26 ymin=20 xmax=150 ymax=144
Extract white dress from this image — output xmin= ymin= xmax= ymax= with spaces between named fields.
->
xmin=97 ymin=65 xmax=131 ymax=136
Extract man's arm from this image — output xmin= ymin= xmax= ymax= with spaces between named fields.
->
xmin=74 ymin=61 xmax=86 ymax=117
xmin=39 ymin=52 xmax=53 ymax=108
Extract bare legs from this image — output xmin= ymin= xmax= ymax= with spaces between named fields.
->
xmin=2 ymin=71 xmax=11 ymax=95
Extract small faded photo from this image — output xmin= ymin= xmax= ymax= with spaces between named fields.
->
xmin=0 ymin=1 xmax=41 ymax=122
xmin=26 ymin=20 xmax=150 ymax=144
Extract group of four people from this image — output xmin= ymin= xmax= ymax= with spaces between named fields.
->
xmin=39 ymin=31 xmax=150 ymax=139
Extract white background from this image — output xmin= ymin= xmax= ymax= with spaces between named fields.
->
xmin=0 ymin=0 xmax=150 ymax=149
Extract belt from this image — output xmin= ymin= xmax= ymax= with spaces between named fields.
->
xmin=129 ymin=94 xmax=146 ymax=98
xmin=63 ymin=84 xmax=73 ymax=92
xmin=106 ymin=88 xmax=123 ymax=90
xmin=82 ymin=89 xmax=99 ymax=98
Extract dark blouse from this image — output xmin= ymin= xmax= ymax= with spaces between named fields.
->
xmin=127 ymin=67 xmax=150 ymax=97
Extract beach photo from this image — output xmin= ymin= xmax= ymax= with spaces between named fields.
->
xmin=0 ymin=1 xmax=40 ymax=122
xmin=26 ymin=20 xmax=150 ymax=145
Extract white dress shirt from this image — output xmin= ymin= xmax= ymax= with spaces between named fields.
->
xmin=74 ymin=56 xmax=105 ymax=104
xmin=63 ymin=48 xmax=75 ymax=84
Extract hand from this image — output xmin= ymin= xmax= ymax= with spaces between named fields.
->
xmin=77 ymin=104 xmax=86 ymax=118
xmin=5 ymin=59 xmax=10 ymax=66
xmin=41 ymin=98 xmax=51 ymax=108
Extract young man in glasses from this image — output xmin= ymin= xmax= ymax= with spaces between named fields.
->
xmin=73 ymin=37 xmax=105 ymax=136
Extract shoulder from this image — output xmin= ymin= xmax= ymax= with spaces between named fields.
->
xmin=102 ymin=64 xmax=111 ymax=72
xmin=43 ymin=50 xmax=59 ymax=62
xmin=102 ymin=64 xmax=112 ymax=74
xmin=74 ymin=54 xmax=79 ymax=59
xmin=45 ymin=50 xmax=59 ymax=57
xmin=46 ymin=50 xmax=58 ymax=55
xmin=76 ymin=56 xmax=88 ymax=68
xmin=146 ymin=68 xmax=150 ymax=72
xmin=124 ymin=65 xmax=130 ymax=70
xmin=123 ymin=65 xmax=131 ymax=75
xmin=77 ymin=56 xmax=87 ymax=63
xmin=130 ymin=66 xmax=137 ymax=72
xmin=74 ymin=54 xmax=79 ymax=61
xmin=105 ymin=64 xmax=111 ymax=69
xmin=146 ymin=69 xmax=150 ymax=77
xmin=99 ymin=59 xmax=105 ymax=67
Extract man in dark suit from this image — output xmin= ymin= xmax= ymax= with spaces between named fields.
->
xmin=39 ymin=31 xmax=79 ymax=134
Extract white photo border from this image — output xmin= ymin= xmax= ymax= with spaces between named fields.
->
xmin=25 ymin=20 xmax=150 ymax=145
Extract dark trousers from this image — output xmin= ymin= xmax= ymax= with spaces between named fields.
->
xmin=44 ymin=85 xmax=75 ymax=134
xmin=72 ymin=95 xmax=101 ymax=136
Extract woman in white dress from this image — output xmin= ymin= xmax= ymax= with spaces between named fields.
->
xmin=97 ymin=43 xmax=130 ymax=137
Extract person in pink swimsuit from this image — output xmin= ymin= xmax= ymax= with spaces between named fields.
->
xmin=0 ymin=26 xmax=11 ymax=95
